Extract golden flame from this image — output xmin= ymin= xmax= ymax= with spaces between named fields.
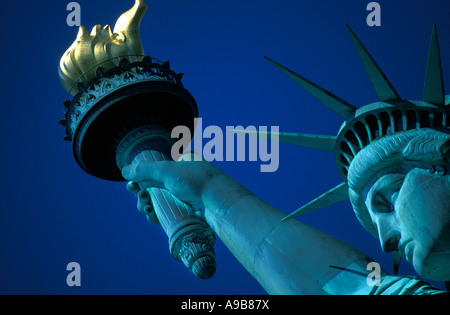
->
xmin=59 ymin=0 xmax=148 ymax=95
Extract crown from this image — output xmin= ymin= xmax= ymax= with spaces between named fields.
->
xmin=236 ymin=24 xmax=448 ymax=227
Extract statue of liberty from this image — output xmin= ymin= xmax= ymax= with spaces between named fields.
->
xmin=59 ymin=0 xmax=449 ymax=294
xmin=122 ymin=24 xmax=450 ymax=294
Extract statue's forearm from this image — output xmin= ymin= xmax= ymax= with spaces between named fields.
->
xmin=202 ymin=174 xmax=376 ymax=294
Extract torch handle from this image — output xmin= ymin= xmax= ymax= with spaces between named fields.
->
xmin=132 ymin=150 xmax=216 ymax=279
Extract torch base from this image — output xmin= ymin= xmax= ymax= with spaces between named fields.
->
xmin=71 ymin=80 xmax=197 ymax=181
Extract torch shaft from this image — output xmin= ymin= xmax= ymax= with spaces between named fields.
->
xmin=131 ymin=149 xmax=216 ymax=279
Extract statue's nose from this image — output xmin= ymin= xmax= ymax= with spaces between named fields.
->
xmin=375 ymin=217 xmax=401 ymax=253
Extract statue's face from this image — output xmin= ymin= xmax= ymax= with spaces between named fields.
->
xmin=363 ymin=163 xmax=450 ymax=281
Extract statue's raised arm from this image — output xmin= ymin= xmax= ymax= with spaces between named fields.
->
xmin=124 ymin=24 xmax=450 ymax=294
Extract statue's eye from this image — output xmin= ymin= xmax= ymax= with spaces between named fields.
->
xmin=372 ymin=191 xmax=394 ymax=213
xmin=368 ymin=174 xmax=405 ymax=213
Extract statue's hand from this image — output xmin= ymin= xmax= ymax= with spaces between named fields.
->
xmin=126 ymin=181 xmax=160 ymax=224
xmin=123 ymin=154 xmax=226 ymax=223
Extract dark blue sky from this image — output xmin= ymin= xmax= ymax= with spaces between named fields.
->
xmin=0 ymin=0 xmax=449 ymax=294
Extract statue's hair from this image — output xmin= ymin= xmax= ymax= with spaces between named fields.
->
xmin=347 ymin=128 xmax=450 ymax=237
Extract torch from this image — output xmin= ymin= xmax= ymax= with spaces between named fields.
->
xmin=58 ymin=0 xmax=216 ymax=279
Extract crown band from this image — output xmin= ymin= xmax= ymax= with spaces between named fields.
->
xmin=335 ymin=100 xmax=450 ymax=180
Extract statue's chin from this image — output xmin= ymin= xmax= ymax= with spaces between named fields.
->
xmin=414 ymin=249 xmax=450 ymax=281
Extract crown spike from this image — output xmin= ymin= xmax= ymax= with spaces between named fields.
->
xmin=423 ymin=24 xmax=445 ymax=105
xmin=281 ymin=182 xmax=349 ymax=222
xmin=264 ymin=56 xmax=357 ymax=119
xmin=346 ymin=24 xmax=401 ymax=102
xmin=231 ymin=129 xmax=336 ymax=151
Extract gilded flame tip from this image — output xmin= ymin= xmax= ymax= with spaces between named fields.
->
xmin=59 ymin=0 xmax=148 ymax=95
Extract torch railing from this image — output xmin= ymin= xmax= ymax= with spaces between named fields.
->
xmin=60 ymin=55 xmax=185 ymax=141
xmin=64 ymin=54 xmax=184 ymax=101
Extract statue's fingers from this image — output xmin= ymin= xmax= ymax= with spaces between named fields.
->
xmin=146 ymin=207 xmax=160 ymax=225
xmin=137 ymin=189 xmax=151 ymax=213
xmin=177 ymin=151 xmax=205 ymax=162
xmin=136 ymin=192 xmax=160 ymax=225
xmin=126 ymin=181 xmax=140 ymax=195
xmin=122 ymin=161 xmax=172 ymax=186
xmin=140 ymin=202 xmax=159 ymax=225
